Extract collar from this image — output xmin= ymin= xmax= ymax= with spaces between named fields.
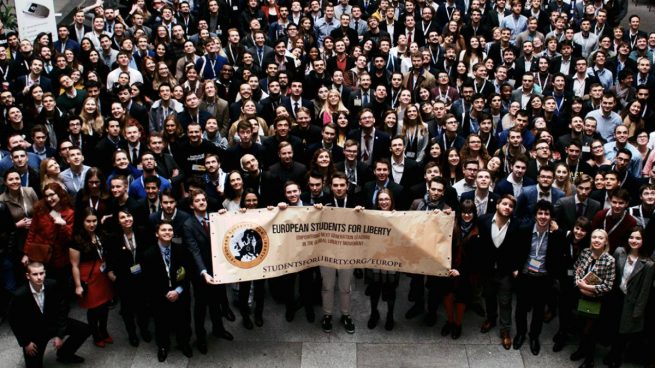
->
xmin=29 ymin=281 xmax=44 ymax=295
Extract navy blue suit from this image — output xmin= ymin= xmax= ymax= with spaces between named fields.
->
xmin=515 ymin=185 xmax=565 ymax=223
xmin=493 ymin=176 xmax=536 ymax=197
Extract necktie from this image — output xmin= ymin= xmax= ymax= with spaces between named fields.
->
xmin=355 ymin=21 xmax=359 ymax=33
xmin=163 ymin=247 xmax=171 ymax=269
xmin=576 ymin=202 xmax=584 ymax=217
xmin=293 ymin=101 xmax=299 ymax=116
xmin=363 ymin=134 xmax=372 ymax=161
xmin=132 ymin=147 xmax=138 ymax=163
xmin=202 ymin=219 xmax=210 ymax=235
xmin=73 ymin=136 xmax=80 ymax=148
xmin=363 ymin=92 xmax=369 ymax=105
xmin=407 ymin=31 xmax=412 ymax=45
xmin=258 ymin=48 xmax=263 ymax=65
xmin=150 ymin=204 xmax=156 ymax=214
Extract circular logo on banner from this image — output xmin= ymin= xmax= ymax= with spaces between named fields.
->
xmin=223 ymin=223 xmax=269 ymax=269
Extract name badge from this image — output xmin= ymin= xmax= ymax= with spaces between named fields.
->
xmin=527 ymin=259 xmax=543 ymax=273
xmin=100 ymin=262 xmax=107 ymax=273
xmin=130 ymin=264 xmax=142 ymax=275
xmin=581 ymin=146 xmax=590 ymax=153
xmin=232 ymin=5 xmax=238 ymax=11
xmin=353 ymin=98 xmax=362 ymax=107
xmin=136 ymin=164 xmax=143 ymax=170
xmin=192 ymin=164 xmax=206 ymax=172
xmin=567 ymin=269 xmax=575 ymax=277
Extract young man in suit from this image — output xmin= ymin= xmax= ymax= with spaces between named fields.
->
xmin=515 ymin=165 xmax=565 ymax=223
xmin=513 ymin=200 xmax=566 ymax=356
xmin=475 ymin=194 xmax=524 ymax=350
xmin=9 ymin=262 xmax=90 ymax=367
xmin=144 ymin=222 xmax=193 ymax=362
xmin=554 ymin=174 xmax=601 ymax=232
xmin=346 ymin=108 xmax=391 ymax=167
xmin=182 ymin=190 xmax=234 ymax=355
xmin=362 ymin=159 xmax=405 ymax=209
xmin=461 ymin=169 xmax=499 ymax=216
xmin=317 ymin=173 xmax=358 ymax=334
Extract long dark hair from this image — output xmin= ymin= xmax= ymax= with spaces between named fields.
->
xmin=73 ymin=207 xmax=103 ymax=252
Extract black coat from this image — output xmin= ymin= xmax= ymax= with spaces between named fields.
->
xmin=9 ymin=280 xmax=68 ymax=346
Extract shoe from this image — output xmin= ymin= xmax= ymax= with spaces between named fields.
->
xmin=242 ymin=316 xmax=254 ymax=330
xmin=384 ymin=314 xmax=394 ymax=331
xmin=341 ymin=315 xmax=355 ymax=334
xmin=321 ymin=315 xmax=332 ymax=333
xmin=405 ymin=304 xmax=424 ymax=319
xmin=469 ymin=303 xmax=485 ymax=317
xmin=93 ymin=339 xmax=106 ymax=348
xmin=128 ymin=335 xmax=139 ymax=347
xmin=141 ymin=330 xmax=152 ymax=343
xmin=578 ymin=358 xmax=594 ymax=368
xmin=103 ymin=335 xmax=113 ymax=344
xmin=285 ymin=307 xmax=295 ymax=322
xmin=223 ymin=307 xmax=236 ymax=322
xmin=254 ymin=314 xmax=264 ymax=327
xmin=56 ymin=354 xmax=85 ymax=364
xmin=180 ymin=344 xmax=193 ymax=358
xmin=157 ymin=347 xmax=168 ymax=362
xmin=367 ymin=310 xmax=380 ymax=329
xmin=480 ymin=320 xmax=496 ymax=333
xmin=441 ymin=322 xmax=452 ymax=336
xmin=212 ymin=329 xmax=234 ymax=341
xmin=305 ymin=308 xmax=315 ymax=323
xmin=513 ymin=334 xmax=526 ymax=350
xmin=552 ymin=332 xmax=566 ymax=352
xmin=424 ymin=313 xmax=437 ymax=327
xmin=530 ymin=338 xmax=540 ymax=355
xmin=354 ymin=269 xmax=363 ymax=279
xmin=197 ymin=339 xmax=208 ymax=355
xmin=501 ymin=330 xmax=512 ymax=350
xmin=570 ymin=349 xmax=586 ymax=361
xmin=451 ymin=325 xmax=462 ymax=340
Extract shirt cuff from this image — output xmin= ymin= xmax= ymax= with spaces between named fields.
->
xmin=175 ymin=286 xmax=183 ymax=295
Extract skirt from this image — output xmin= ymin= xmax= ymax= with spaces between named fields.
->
xmin=78 ymin=260 xmax=114 ymax=309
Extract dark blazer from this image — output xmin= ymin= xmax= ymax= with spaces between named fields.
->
xmin=13 ymin=75 xmax=53 ymax=96
xmin=53 ymin=39 xmax=80 ymax=55
xmin=612 ymin=247 xmax=655 ymax=334
xmin=361 ymin=180 xmax=405 ymax=209
xmin=9 ymin=279 xmax=67 ymax=347
xmin=307 ymin=142 xmax=345 ymax=165
xmin=282 ymin=98 xmax=316 ymax=122
xmin=105 ymin=231 xmax=153 ymax=293
xmin=329 ymin=27 xmax=360 ymax=52
xmin=516 ymin=223 xmax=566 ymax=276
xmin=493 ymin=176 xmax=536 ymax=197
xmin=460 ymin=190 xmax=500 ymax=215
xmin=335 ymin=160 xmax=373 ymax=194
xmin=554 ymin=195 xmax=602 ymax=231
xmin=392 ymin=157 xmax=422 ymax=189
xmin=487 ymin=43 xmax=520 ymax=66
xmin=515 ymin=185 xmax=565 ymax=222
xmin=549 ymin=56 xmax=575 ymax=76
xmin=143 ymin=243 xmax=192 ymax=305
xmin=346 ymin=128 xmax=391 ymax=163
xmin=435 ymin=0 xmax=465 ymax=31
xmin=475 ymin=213 xmax=525 ymax=275
xmin=183 ymin=215 xmax=213 ymax=277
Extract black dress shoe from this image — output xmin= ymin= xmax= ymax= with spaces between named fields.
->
xmin=157 ymin=348 xmax=168 ymax=362
xmin=223 ymin=307 xmax=236 ymax=322
xmin=423 ymin=313 xmax=437 ymax=327
xmin=480 ymin=320 xmax=496 ymax=333
xmin=354 ymin=269 xmax=363 ymax=279
xmin=128 ymin=335 xmax=140 ymax=347
xmin=285 ymin=307 xmax=295 ymax=322
xmin=367 ymin=310 xmax=380 ymax=329
xmin=578 ymin=358 xmax=594 ymax=368
xmin=305 ymin=308 xmax=315 ymax=323
xmin=197 ymin=339 xmax=208 ymax=355
xmin=405 ymin=304 xmax=425 ymax=319
xmin=570 ymin=349 xmax=586 ymax=361
xmin=141 ymin=330 xmax=152 ymax=343
xmin=242 ymin=316 xmax=254 ymax=330
xmin=441 ymin=322 xmax=452 ymax=336
xmin=212 ymin=329 xmax=234 ymax=341
xmin=552 ymin=332 xmax=566 ymax=352
xmin=384 ymin=315 xmax=394 ymax=331
xmin=530 ymin=338 xmax=540 ymax=355
xmin=254 ymin=314 xmax=264 ymax=327
xmin=451 ymin=325 xmax=462 ymax=340
xmin=56 ymin=354 xmax=85 ymax=364
xmin=513 ymin=334 xmax=526 ymax=350
xmin=181 ymin=344 xmax=193 ymax=358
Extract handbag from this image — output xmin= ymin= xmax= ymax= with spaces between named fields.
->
xmin=26 ymin=242 xmax=52 ymax=263
xmin=577 ymin=297 xmax=601 ymax=317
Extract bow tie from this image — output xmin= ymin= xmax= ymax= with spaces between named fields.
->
xmin=539 ymin=191 xmax=548 ymax=198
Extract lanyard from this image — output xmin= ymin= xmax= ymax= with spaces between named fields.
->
xmin=333 ymin=196 xmax=347 ymax=208
xmin=89 ymin=198 xmax=99 ymax=211
xmin=474 ymin=80 xmax=486 ymax=94
xmin=536 ymin=73 xmax=549 ymax=89
xmin=534 ymin=230 xmax=547 ymax=257
xmin=124 ymin=234 xmax=137 ymax=264
xmin=94 ymin=236 xmax=104 ymax=261
xmin=603 ymin=210 xmax=626 ymax=236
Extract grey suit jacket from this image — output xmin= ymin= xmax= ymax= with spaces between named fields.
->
xmin=612 ymin=247 xmax=655 ymax=334
xmin=553 ymin=195 xmax=602 ymax=231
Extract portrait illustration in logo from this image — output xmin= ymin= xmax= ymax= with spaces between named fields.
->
xmin=223 ymin=223 xmax=269 ymax=269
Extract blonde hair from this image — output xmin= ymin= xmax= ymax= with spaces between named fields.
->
xmin=590 ymin=229 xmax=610 ymax=254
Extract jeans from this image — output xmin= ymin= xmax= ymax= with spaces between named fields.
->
xmin=320 ymin=267 xmax=353 ymax=316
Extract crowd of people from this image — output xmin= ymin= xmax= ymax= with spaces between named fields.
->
xmin=0 ymin=0 xmax=655 ymax=366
